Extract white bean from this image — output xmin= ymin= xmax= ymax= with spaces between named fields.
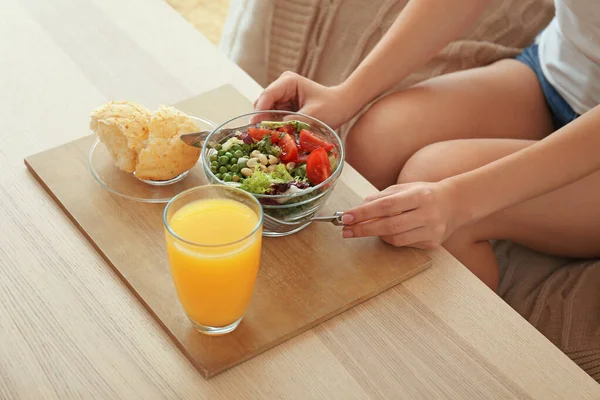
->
xmin=250 ymin=150 xmax=261 ymax=158
xmin=241 ymin=168 xmax=253 ymax=177
xmin=232 ymin=175 xmax=240 ymax=182
xmin=267 ymin=164 xmax=277 ymax=173
xmin=286 ymin=162 xmax=296 ymax=171
xmin=268 ymin=155 xmax=279 ymax=165
xmin=258 ymin=154 xmax=269 ymax=165
xmin=246 ymin=158 xmax=259 ymax=168
xmin=258 ymin=164 xmax=268 ymax=172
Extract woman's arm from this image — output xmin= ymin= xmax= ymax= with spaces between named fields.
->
xmin=452 ymin=104 xmax=600 ymax=224
xmin=340 ymin=0 xmax=492 ymax=114
xmin=254 ymin=0 xmax=492 ymax=128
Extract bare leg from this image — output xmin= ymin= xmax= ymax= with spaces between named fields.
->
xmin=345 ymin=59 xmax=554 ymax=190
xmin=398 ymin=139 xmax=600 ymax=290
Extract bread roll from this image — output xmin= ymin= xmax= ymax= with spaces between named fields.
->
xmin=90 ymin=101 xmax=201 ymax=181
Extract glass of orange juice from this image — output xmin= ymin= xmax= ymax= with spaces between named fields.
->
xmin=163 ymin=185 xmax=263 ymax=335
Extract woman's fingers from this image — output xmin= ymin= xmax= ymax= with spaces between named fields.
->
xmin=343 ymin=190 xmax=418 ymax=224
xmin=254 ymin=72 xmax=302 ymax=110
xmin=252 ymin=72 xmax=307 ymax=123
xmin=341 ymin=182 xmax=456 ymax=249
xmin=361 ymin=185 xmax=407 ymax=204
xmin=252 ymin=72 xmax=347 ymax=129
xmin=381 ymin=228 xmax=433 ymax=248
xmin=342 ymin=210 xmax=423 ymax=238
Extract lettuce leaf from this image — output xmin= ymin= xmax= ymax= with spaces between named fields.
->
xmin=239 ymin=164 xmax=294 ymax=194
xmin=254 ymin=136 xmax=282 ymax=156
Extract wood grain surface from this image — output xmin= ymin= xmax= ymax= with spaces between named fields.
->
xmin=1 ymin=0 xmax=599 ymax=397
xmin=24 ymin=87 xmax=432 ymax=378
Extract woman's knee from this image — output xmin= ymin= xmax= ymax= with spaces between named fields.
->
xmin=397 ymin=138 xmax=525 ymax=184
xmin=397 ymin=141 xmax=458 ymax=184
xmin=345 ymin=91 xmax=431 ymax=189
xmin=346 ymin=89 xmax=432 ymax=153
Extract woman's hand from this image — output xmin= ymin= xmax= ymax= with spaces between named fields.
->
xmin=341 ymin=180 xmax=465 ymax=249
xmin=253 ymin=71 xmax=359 ymax=129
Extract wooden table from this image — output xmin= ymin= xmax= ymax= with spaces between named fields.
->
xmin=1 ymin=0 xmax=598 ymax=398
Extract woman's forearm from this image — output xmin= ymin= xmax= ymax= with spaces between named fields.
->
xmin=340 ymin=0 xmax=491 ymax=114
xmin=449 ymin=105 xmax=600 ymax=224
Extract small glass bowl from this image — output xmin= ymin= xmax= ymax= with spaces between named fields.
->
xmin=89 ymin=115 xmax=216 ymax=203
xmin=201 ymin=110 xmax=345 ymax=237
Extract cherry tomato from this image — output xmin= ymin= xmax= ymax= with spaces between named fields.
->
xmin=278 ymin=133 xmax=299 ymax=162
xmin=277 ymin=124 xmax=297 ymax=136
xmin=299 ymin=129 xmax=334 ymax=152
xmin=248 ymin=128 xmax=280 ymax=143
xmin=306 ymin=148 xmax=332 ymax=185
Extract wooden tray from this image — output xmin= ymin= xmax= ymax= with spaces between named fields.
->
xmin=25 ymin=85 xmax=431 ymax=378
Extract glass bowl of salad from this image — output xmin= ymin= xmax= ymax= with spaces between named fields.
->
xmin=200 ymin=110 xmax=344 ymax=237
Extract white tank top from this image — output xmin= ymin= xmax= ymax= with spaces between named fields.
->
xmin=538 ymin=0 xmax=600 ymax=115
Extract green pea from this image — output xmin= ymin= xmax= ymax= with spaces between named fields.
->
xmin=215 ymin=144 xmax=222 ymax=150
xmin=230 ymin=158 xmax=238 ymax=165
xmin=215 ymin=173 xmax=223 ymax=180
xmin=211 ymin=161 xmax=219 ymax=168
xmin=209 ymin=154 xmax=218 ymax=162
xmin=230 ymin=164 xmax=240 ymax=173
xmin=217 ymin=150 xmax=225 ymax=157
xmin=242 ymin=144 xmax=251 ymax=153
xmin=233 ymin=150 xmax=244 ymax=159
xmin=210 ymin=166 xmax=217 ymax=173
xmin=219 ymin=166 xmax=228 ymax=174
xmin=223 ymin=173 xmax=232 ymax=182
xmin=232 ymin=145 xmax=242 ymax=152
xmin=219 ymin=156 xmax=229 ymax=165
xmin=225 ymin=152 xmax=234 ymax=160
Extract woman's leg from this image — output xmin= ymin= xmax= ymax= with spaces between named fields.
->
xmin=398 ymin=138 xmax=600 ymax=290
xmin=345 ymin=59 xmax=554 ymax=190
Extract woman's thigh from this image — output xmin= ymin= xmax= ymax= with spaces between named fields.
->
xmin=400 ymin=138 xmax=600 ymax=258
xmin=345 ymin=59 xmax=554 ymax=190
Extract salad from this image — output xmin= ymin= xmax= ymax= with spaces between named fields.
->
xmin=207 ymin=120 xmax=339 ymax=203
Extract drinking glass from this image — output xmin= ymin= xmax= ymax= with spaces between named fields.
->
xmin=163 ymin=185 xmax=263 ymax=335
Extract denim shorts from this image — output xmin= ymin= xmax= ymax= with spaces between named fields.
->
xmin=515 ymin=43 xmax=579 ymax=130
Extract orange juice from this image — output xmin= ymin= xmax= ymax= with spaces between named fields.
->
xmin=165 ymin=198 xmax=262 ymax=327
